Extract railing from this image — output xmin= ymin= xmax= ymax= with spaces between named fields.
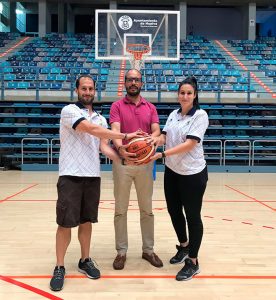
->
xmin=50 ymin=138 xmax=60 ymax=164
xmin=204 ymin=139 xmax=223 ymax=165
xmin=19 ymin=137 xmax=275 ymax=167
xmin=223 ymin=139 xmax=251 ymax=166
xmin=21 ymin=137 xmax=50 ymax=164
xmin=252 ymin=140 xmax=276 ymax=166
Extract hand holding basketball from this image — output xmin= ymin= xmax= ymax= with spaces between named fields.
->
xmin=150 ymin=152 xmax=163 ymax=161
xmin=125 ymin=137 xmax=155 ymax=165
xmin=125 ymin=129 xmax=148 ymax=141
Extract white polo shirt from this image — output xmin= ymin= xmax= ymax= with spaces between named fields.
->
xmin=59 ymin=102 xmax=108 ymax=177
xmin=163 ymin=106 xmax=209 ymax=175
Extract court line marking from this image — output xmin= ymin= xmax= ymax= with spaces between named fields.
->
xmin=204 ymin=216 xmax=274 ymax=230
xmin=1 ymin=198 xmax=274 ymax=229
xmin=2 ymin=199 xmax=276 ymax=203
xmin=0 ymin=275 xmax=62 ymax=300
xmin=1 ymin=196 xmax=274 ymax=229
xmin=225 ymin=185 xmax=276 ymax=211
xmin=0 ymin=184 xmax=38 ymax=203
xmin=4 ymin=274 xmax=276 ymax=280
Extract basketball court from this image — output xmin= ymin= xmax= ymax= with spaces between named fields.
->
xmin=0 ymin=6 xmax=275 ymax=300
xmin=0 ymin=171 xmax=275 ymax=299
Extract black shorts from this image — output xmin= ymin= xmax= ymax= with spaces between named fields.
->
xmin=56 ymin=176 xmax=101 ymax=228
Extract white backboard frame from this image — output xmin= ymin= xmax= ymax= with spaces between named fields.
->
xmin=95 ymin=9 xmax=180 ymax=61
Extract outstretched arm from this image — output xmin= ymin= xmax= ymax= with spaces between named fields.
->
xmin=76 ymin=119 xmax=141 ymax=140
xmin=100 ymin=139 xmax=121 ymax=163
xmin=151 ymin=138 xmax=197 ymax=161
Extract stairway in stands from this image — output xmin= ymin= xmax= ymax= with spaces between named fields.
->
xmin=212 ymin=40 xmax=276 ymax=100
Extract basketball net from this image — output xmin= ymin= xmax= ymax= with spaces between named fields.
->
xmin=126 ymin=44 xmax=151 ymax=71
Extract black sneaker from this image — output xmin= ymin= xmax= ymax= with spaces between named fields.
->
xmin=170 ymin=244 xmax=189 ymax=264
xmin=78 ymin=258 xmax=101 ymax=279
xmin=49 ymin=266 xmax=65 ymax=291
xmin=176 ymin=258 xmax=200 ymax=281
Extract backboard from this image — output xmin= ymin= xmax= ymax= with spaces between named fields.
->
xmin=95 ymin=10 xmax=180 ymax=63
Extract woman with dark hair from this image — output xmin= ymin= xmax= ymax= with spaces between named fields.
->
xmin=151 ymin=76 xmax=209 ymax=281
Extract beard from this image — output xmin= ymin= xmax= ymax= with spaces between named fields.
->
xmin=78 ymin=94 xmax=94 ymax=106
xmin=126 ymin=85 xmax=141 ymax=97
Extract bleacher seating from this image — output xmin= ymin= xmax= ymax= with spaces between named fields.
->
xmin=0 ymin=34 xmax=263 ymax=95
xmin=0 ymin=101 xmax=275 ymax=169
xmin=2 ymin=33 xmax=111 ymax=91
xmin=0 ymin=32 xmax=20 ymax=49
xmin=141 ymin=36 xmax=255 ymax=92
xmin=228 ymin=37 xmax=276 ymax=83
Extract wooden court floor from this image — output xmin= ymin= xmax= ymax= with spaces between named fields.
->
xmin=0 ymin=170 xmax=276 ymax=300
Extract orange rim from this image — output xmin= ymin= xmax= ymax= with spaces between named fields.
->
xmin=126 ymin=43 xmax=151 ymax=60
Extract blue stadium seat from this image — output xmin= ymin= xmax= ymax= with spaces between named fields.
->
xmin=145 ymin=84 xmax=157 ymax=91
xmin=4 ymin=74 xmax=16 ymax=80
xmin=7 ymin=82 xmax=18 ymax=89
xmin=51 ymin=83 xmax=62 ymax=90
xmin=168 ymin=84 xmax=178 ymax=91
xmin=56 ymin=74 xmax=67 ymax=81
xmin=18 ymin=82 xmax=30 ymax=89
xmin=39 ymin=82 xmax=51 ymax=89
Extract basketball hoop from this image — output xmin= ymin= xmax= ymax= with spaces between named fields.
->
xmin=126 ymin=43 xmax=151 ymax=70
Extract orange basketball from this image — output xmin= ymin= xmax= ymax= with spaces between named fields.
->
xmin=126 ymin=137 xmax=155 ymax=165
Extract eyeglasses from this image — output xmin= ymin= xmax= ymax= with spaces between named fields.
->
xmin=125 ymin=77 xmax=142 ymax=83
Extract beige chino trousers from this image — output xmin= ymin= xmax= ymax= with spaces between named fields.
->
xmin=112 ymin=161 xmax=154 ymax=255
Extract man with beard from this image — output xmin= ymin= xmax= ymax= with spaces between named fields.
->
xmin=109 ymin=69 xmax=163 ymax=270
xmin=50 ymin=75 xmax=142 ymax=291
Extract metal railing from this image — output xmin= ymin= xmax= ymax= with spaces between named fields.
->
xmin=252 ymin=140 xmax=276 ymax=166
xmin=21 ymin=137 xmax=50 ymax=164
xmin=223 ymin=139 xmax=251 ymax=166
xmin=204 ymin=139 xmax=223 ymax=165
xmin=19 ymin=137 xmax=275 ymax=167
xmin=50 ymin=138 xmax=60 ymax=164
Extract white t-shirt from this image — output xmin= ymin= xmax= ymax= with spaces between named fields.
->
xmin=59 ymin=102 xmax=108 ymax=177
xmin=163 ymin=107 xmax=209 ymax=175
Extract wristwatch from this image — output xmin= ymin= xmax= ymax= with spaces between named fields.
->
xmin=161 ymin=152 xmax=166 ymax=158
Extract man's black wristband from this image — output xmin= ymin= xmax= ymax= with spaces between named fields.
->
xmin=161 ymin=152 xmax=166 ymax=158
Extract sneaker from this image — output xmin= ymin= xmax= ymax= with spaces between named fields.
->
xmin=78 ymin=258 xmax=101 ymax=279
xmin=113 ymin=254 xmax=127 ymax=270
xmin=176 ymin=258 xmax=200 ymax=281
xmin=142 ymin=252 xmax=163 ymax=268
xmin=49 ymin=266 xmax=65 ymax=291
xmin=170 ymin=244 xmax=189 ymax=264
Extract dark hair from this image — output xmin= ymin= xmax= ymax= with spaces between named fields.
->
xmin=178 ymin=76 xmax=200 ymax=109
xmin=76 ymin=75 xmax=95 ymax=89
xmin=124 ymin=69 xmax=143 ymax=82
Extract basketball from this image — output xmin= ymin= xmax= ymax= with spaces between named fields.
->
xmin=126 ymin=137 xmax=155 ymax=164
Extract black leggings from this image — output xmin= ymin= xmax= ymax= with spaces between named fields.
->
xmin=164 ymin=166 xmax=208 ymax=258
